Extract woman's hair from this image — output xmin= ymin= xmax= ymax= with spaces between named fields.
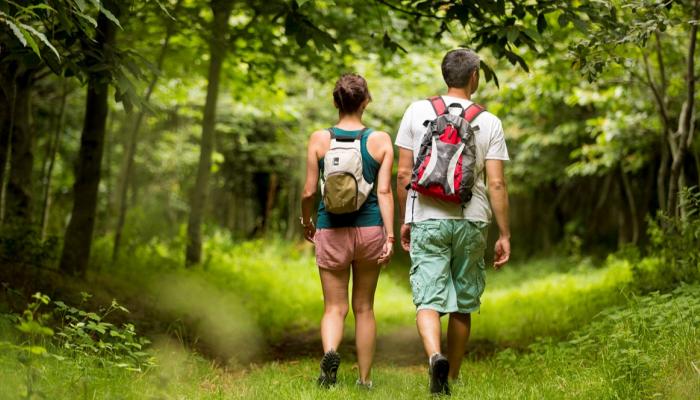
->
xmin=332 ymin=73 xmax=372 ymax=114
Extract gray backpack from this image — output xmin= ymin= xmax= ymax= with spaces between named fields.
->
xmin=321 ymin=128 xmax=374 ymax=214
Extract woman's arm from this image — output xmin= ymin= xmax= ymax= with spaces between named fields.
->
xmin=301 ymin=131 xmax=323 ymax=242
xmin=374 ymin=132 xmax=395 ymax=265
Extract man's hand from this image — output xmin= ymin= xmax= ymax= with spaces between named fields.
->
xmin=493 ymin=235 xmax=510 ymax=269
xmin=400 ymin=224 xmax=411 ymax=251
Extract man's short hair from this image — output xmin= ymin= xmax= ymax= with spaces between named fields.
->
xmin=441 ymin=49 xmax=480 ymax=88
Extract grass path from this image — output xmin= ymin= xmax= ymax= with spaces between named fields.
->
xmin=1 ymin=241 xmax=699 ymax=399
xmin=2 ymin=282 xmax=698 ymax=399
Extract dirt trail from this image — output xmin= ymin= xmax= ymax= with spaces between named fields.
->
xmin=266 ymin=328 xmax=506 ymax=366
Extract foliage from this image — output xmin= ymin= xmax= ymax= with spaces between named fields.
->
xmin=474 ymin=256 xmax=633 ymax=344
xmin=0 ymin=291 xmax=154 ymax=378
xmin=634 ymin=187 xmax=700 ymax=292
xmin=1 ymin=282 xmax=697 ymax=399
xmin=52 ymin=294 xmax=154 ymax=372
xmin=0 ymin=225 xmax=59 ymax=268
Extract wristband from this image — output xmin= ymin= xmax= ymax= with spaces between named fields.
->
xmin=300 ymin=217 xmax=315 ymax=228
xmin=386 ymin=235 xmax=395 ymax=243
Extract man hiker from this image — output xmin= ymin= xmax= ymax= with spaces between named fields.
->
xmin=395 ymin=48 xmax=511 ymax=395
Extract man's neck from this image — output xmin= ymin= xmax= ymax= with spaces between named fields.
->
xmin=445 ymin=87 xmax=471 ymax=100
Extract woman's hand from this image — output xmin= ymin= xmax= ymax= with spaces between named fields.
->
xmin=378 ymin=235 xmax=395 ymax=266
xmin=302 ymin=219 xmax=316 ymax=243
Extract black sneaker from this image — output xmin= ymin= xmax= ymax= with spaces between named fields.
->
xmin=317 ymin=349 xmax=340 ymax=387
xmin=429 ymin=353 xmax=450 ymax=395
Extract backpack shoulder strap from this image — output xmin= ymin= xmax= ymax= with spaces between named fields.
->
xmin=463 ymin=103 xmax=486 ymax=123
xmin=328 ymin=127 xmax=336 ymax=140
xmin=428 ymin=96 xmax=448 ymax=116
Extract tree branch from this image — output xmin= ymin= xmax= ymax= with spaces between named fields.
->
xmin=374 ymin=0 xmax=443 ymax=19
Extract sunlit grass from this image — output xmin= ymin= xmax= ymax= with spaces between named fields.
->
xmin=92 ymin=235 xmax=635 ymax=346
xmin=474 ymin=257 xmax=633 ymax=344
xmin=1 ymin=284 xmax=697 ymax=399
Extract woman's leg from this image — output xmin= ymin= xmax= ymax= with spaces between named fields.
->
xmin=351 ymin=260 xmax=381 ymax=383
xmin=319 ymin=267 xmax=351 ymax=352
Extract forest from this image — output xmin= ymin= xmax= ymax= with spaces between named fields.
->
xmin=0 ymin=0 xmax=698 ymax=398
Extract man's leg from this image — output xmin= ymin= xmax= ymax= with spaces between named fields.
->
xmin=449 ymin=220 xmax=488 ymax=381
xmin=447 ymin=312 xmax=471 ymax=379
xmin=410 ymin=220 xmax=452 ymax=395
xmin=416 ymin=309 xmax=442 ymax=357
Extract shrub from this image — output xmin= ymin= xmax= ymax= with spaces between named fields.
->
xmin=633 ymin=187 xmax=700 ymax=292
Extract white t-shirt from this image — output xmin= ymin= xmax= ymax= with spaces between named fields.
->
xmin=395 ymin=95 xmax=509 ymax=224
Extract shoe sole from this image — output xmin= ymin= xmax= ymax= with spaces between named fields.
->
xmin=430 ymin=357 xmax=449 ymax=395
xmin=318 ymin=351 xmax=340 ymax=387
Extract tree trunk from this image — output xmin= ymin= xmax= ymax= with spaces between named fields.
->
xmin=657 ymin=136 xmax=669 ymax=211
xmin=695 ymin=147 xmax=700 ymax=189
xmin=59 ymin=8 xmax=119 ymax=276
xmin=185 ymin=0 xmax=233 ymax=267
xmin=113 ymin=5 xmax=179 ymax=262
xmin=5 ymin=69 xmax=35 ymax=224
xmin=264 ymin=172 xmax=278 ymax=233
xmin=40 ymin=78 xmax=68 ymax=240
xmin=667 ymin=0 xmax=698 ymax=216
xmin=0 ymin=71 xmax=13 ymax=224
xmin=620 ymin=167 xmax=639 ymax=244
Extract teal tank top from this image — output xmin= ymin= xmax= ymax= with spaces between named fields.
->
xmin=317 ymin=127 xmax=382 ymax=229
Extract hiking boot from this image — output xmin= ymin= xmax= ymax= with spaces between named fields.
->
xmin=428 ymin=353 xmax=450 ymax=395
xmin=356 ymin=379 xmax=373 ymax=390
xmin=317 ymin=349 xmax=340 ymax=387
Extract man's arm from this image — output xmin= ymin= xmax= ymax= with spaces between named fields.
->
xmin=396 ymin=147 xmax=414 ymax=251
xmin=485 ymin=159 xmax=510 ymax=268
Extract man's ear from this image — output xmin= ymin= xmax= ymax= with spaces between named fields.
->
xmin=471 ymin=69 xmax=480 ymax=93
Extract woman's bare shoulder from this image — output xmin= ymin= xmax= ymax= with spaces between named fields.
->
xmin=368 ymin=130 xmax=393 ymax=145
xmin=308 ymin=129 xmax=331 ymax=147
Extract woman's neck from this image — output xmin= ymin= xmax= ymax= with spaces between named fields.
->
xmin=335 ymin=112 xmax=365 ymax=130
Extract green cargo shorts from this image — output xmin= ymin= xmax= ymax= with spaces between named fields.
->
xmin=409 ymin=219 xmax=489 ymax=314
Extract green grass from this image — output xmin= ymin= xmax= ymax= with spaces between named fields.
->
xmin=474 ymin=257 xmax=633 ymax=344
xmin=3 ymin=237 xmax=694 ymax=399
xmin=92 ymin=236 xmax=634 ymax=348
xmin=1 ymin=284 xmax=697 ymax=399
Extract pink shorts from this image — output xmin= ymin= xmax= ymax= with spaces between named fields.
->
xmin=314 ymin=226 xmax=386 ymax=270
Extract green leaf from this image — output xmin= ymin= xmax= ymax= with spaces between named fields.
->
xmin=21 ymin=24 xmax=61 ymax=61
xmin=558 ymin=13 xmax=570 ymax=28
xmin=100 ymin=6 xmax=122 ymax=29
xmin=19 ymin=25 xmax=41 ymax=57
xmin=480 ymin=59 xmax=499 ymax=88
xmin=74 ymin=9 xmax=97 ymax=27
xmin=29 ymin=346 xmax=47 ymax=355
xmin=506 ymin=26 xmax=519 ymax=43
xmin=1 ymin=17 xmax=27 ymax=47
xmin=74 ymin=0 xmax=87 ymax=12
xmin=537 ymin=13 xmax=547 ymax=34
xmin=573 ymin=18 xmax=588 ymax=33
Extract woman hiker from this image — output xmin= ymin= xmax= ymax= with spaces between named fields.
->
xmin=300 ymin=73 xmax=395 ymax=389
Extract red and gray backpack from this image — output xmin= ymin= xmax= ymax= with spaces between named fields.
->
xmin=409 ymin=96 xmax=485 ymax=204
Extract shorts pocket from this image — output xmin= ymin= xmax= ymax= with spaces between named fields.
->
xmin=409 ymin=277 xmax=424 ymax=306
